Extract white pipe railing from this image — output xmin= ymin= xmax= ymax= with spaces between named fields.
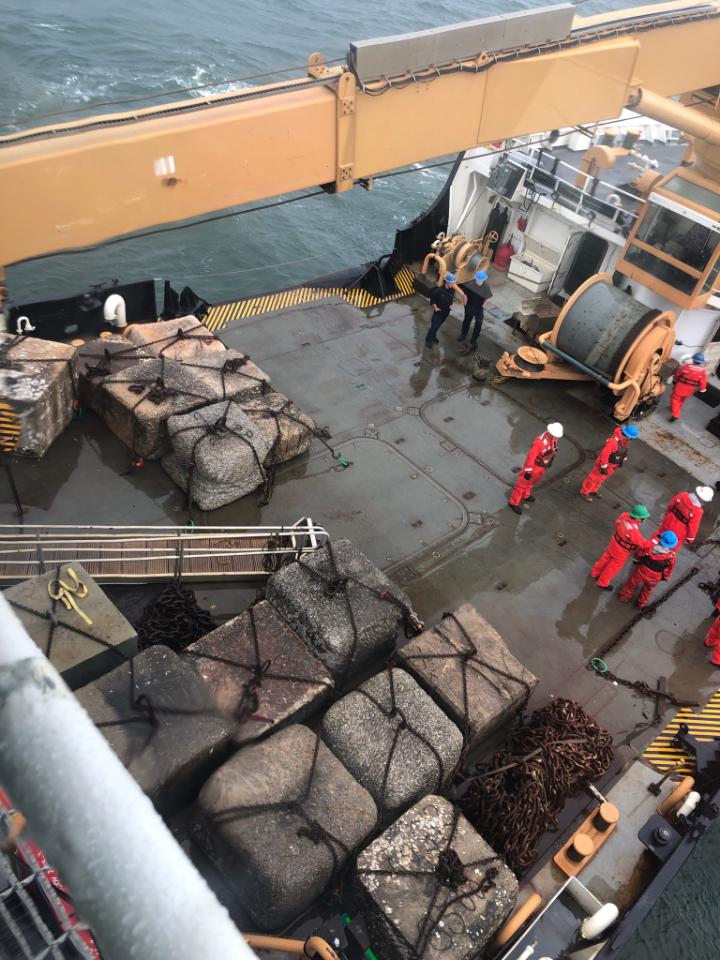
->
xmin=0 ymin=595 xmax=258 ymax=960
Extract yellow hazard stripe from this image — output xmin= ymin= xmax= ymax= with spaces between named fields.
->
xmin=641 ymin=692 xmax=720 ymax=778
xmin=205 ymin=266 xmax=416 ymax=331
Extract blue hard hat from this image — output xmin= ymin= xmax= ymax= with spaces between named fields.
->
xmin=622 ymin=424 xmax=639 ymax=439
xmin=444 ymin=273 xmax=457 ymax=283
xmin=475 ymin=270 xmax=489 ymax=283
xmin=693 ymin=352 xmax=705 ymax=363
xmin=659 ymin=530 xmax=679 ymax=549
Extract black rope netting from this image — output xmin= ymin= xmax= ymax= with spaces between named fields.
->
xmin=459 ymin=698 xmax=614 ymax=873
xmin=135 ymin=583 xmax=215 ymax=652
xmin=356 ymin=802 xmax=502 ymax=958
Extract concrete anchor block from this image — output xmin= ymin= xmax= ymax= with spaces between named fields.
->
xmin=124 ymin=316 xmax=226 ymax=361
xmin=321 ymin=667 xmax=462 ymax=821
xmin=3 ymin=562 xmax=137 ymax=689
xmin=162 ymin=399 xmax=276 ymax=509
xmin=184 ymin=600 xmax=333 ymax=743
xmin=398 ymin=603 xmax=538 ymax=749
xmin=76 ymin=644 xmax=231 ymax=814
xmin=77 ymin=336 xmax=153 ymax=406
xmin=239 ymin=392 xmax=317 ymax=466
xmin=0 ymin=334 xmax=77 ymax=457
xmin=195 ymin=724 xmax=377 ymax=930
xmin=352 ymin=795 xmax=518 ymax=960
xmin=266 ymin=539 xmax=417 ymax=681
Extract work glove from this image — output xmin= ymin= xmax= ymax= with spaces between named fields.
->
xmin=600 ymin=466 xmax=608 ymax=475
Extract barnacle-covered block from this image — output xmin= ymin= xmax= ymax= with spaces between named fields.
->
xmin=352 ymin=795 xmax=517 ymax=960
xmin=195 ymin=724 xmax=377 ymax=929
xmin=0 ymin=333 xmax=77 ymax=457
xmin=184 ymin=600 xmax=333 ymax=742
xmin=124 ymin=316 xmax=226 ymax=361
xmin=398 ymin=604 xmax=538 ymax=749
xmin=266 ymin=539 xmax=417 ymax=682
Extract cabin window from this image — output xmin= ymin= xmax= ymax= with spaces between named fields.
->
xmin=661 ymin=176 xmax=720 ymax=215
xmin=623 ymin=245 xmax=697 ymax=294
xmin=635 ymin=204 xmax=718 ymax=272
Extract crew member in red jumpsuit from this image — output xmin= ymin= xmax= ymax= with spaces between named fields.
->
xmin=618 ymin=530 xmax=678 ymax=608
xmin=705 ymin=615 xmax=720 ymax=666
xmin=591 ymin=504 xmax=652 ymax=590
xmin=669 ymin=352 xmax=707 ymax=421
xmin=654 ymin=485 xmax=714 ymax=547
xmin=580 ymin=424 xmax=638 ymax=501
xmin=508 ymin=422 xmax=563 ymax=514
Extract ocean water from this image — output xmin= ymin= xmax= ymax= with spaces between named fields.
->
xmin=1 ymin=0 xmax=718 ymax=955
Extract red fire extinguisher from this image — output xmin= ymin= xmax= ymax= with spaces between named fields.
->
xmin=494 ymin=237 xmax=516 ymax=271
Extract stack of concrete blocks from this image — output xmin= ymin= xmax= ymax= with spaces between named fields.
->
xmin=0 ymin=333 xmax=78 ymax=456
xmin=195 ymin=724 xmax=378 ymax=929
xmin=321 ymin=668 xmax=463 ymax=822
xmin=183 ymin=600 xmax=334 ymax=743
xmin=75 ymin=644 xmax=231 ymax=815
xmin=266 ymin=539 xmax=413 ymax=682
xmin=352 ymin=795 xmax=518 ymax=960
xmin=238 ymin=392 xmax=317 ymax=464
xmin=2 ymin=562 xmax=137 ymax=689
xmin=124 ymin=316 xmax=226 ymax=361
xmin=77 ymin=336 xmax=153 ymax=407
xmin=398 ymin=603 xmax=538 ymax=749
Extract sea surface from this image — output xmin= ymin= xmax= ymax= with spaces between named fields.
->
xmin=1 ymin=0 xmax=719 ymax=955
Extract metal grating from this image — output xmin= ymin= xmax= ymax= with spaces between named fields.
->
xmin=0 ymin=792 xmax=99 ymax=960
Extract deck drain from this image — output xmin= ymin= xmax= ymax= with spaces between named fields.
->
xmin=494 ymin=581 xmax=508 ymax=591
xmin=394 ymin=437 xmax=406 ymax=444
xmin=462 ymin=491 xmax=476 ymax=501
xmin=562 ymin=477 xmax=570 ymax=483
xmin=443 ymin=416 xmax=455 ymax=423
xmin=433 ymin=551 xmax=441 ymax=558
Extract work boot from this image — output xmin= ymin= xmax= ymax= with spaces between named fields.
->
xmin=508 ymin=503 xmax=523 ymax=515
xmin=525 ymin=496 xmax=535 ymax=502
xmin=594 ymin=491 xmax=603 ymax=499
xmin=581 ymin=494 xmax=593 ymax=503
xmin=669 ymin=415 xmax=678 ymax=422
xmin=458 ymin=344 xmax=473 ymax=356
xmin=597 ymin=584 xmax=614 ymax=591
xmin=705 ymin=636 xmax=718 ymax=648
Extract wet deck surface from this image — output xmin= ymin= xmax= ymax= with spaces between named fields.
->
xmin=3 ymin=277 xmax=720 ymax=758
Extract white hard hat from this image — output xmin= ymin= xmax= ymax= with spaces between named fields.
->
xmin=547 ymin=422 xmax=564 ymax=438
xmin=696 ymin=485 xmax=714 ymax=503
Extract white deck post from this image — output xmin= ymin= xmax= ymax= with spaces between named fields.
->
xmin=0 ymin=594 xmax=257 ymax=960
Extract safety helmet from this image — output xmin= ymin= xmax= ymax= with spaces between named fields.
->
xmin=693 ymin=352 xmax=706 ymax=364
xmin=475 ymin=270 xmax=489 ymax=283
xmin=546 ymin=422 xmax=564 ymax=438
xmin=696 ymin=485 xmax=714 ymax=503
xmin=630 ymin=504 xmax=650 ymax=520
xmin=659 ymin=530 xmax=679 ymax=549
xmin=621 ymin=424 xmax=639 ymax=439
xmin=444 ymin=273 xmax=457 ymax=284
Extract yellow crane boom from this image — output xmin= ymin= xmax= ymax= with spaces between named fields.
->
xmin=2 ymin=0 xmax=720 ymax=273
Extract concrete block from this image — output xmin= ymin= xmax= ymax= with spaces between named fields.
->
xmin=321 ymin=668 xmax=462 ymax=820
xmin=124 ymin=316 xmax=226 ymax=361
xmin=240 ymin=392 xmax=317 ymax=465
xmin=398 ymin=604 xmax=538 ymax=749
xmin=93 ymin=358 xmax=220 ymax=459
xmin=76 ymin=644 xmax=230 ymax=814
xmin=266 ymin=539 xmax=417 ymax=681
xmin=195 ymin=724 xmax=377 ymax=930
xmin=179 ymin=349 xmax=271 ymax=402
xmin=162 ymin=399 xmax=275 ymax=509
xmin=77 ymin=336 xmax=153 ymax=406
xmin=0 ymin=333 xmax=77 ymax=457
xmin=184 ymin=600 xmax=333 ymax=743
xmin=352 ymin=795 xmax=517 ymax=960
xmin=2 ymin=562 xmax=137 ymax=689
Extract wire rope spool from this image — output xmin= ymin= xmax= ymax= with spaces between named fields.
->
xmin=515 ymin=346 xmax=548 ymax=373
xmin=544 ymin=273 xmax=675 ymax=419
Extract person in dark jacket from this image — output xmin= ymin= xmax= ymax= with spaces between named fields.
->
xmin=458 ymin=270 xmax=492 ymax=351
xmin=426 ymin=273 xmax=466 ymax=348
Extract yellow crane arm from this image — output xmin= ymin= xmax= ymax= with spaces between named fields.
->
xmin=2 ymin=0 xmax=720 ymax=269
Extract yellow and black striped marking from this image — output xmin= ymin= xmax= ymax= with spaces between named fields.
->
xmin=642 ymin=688 xmax=720 ymax=778
xmin=204 ymin=265 xmax=416 ymax=332
xmin=0 ymin=402 xmax=21 ymax=453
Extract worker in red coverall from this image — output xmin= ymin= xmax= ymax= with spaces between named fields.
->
xmin=705 ymin=615 xmax=720 ymax=666
xmin=669 ymin=352 xmax=707 ymax=422
xmin=591 ymin=504 xmax=652 ymax=590
xmin=580 ymin=424 xmax=639 ymax=502
xmin=618 ymin=530 xmax=678 ymax=608
xmin=654 ymin=485 xmax=714 ymax=547
xmin=508 ymin=422 xmax=563 ymax=514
